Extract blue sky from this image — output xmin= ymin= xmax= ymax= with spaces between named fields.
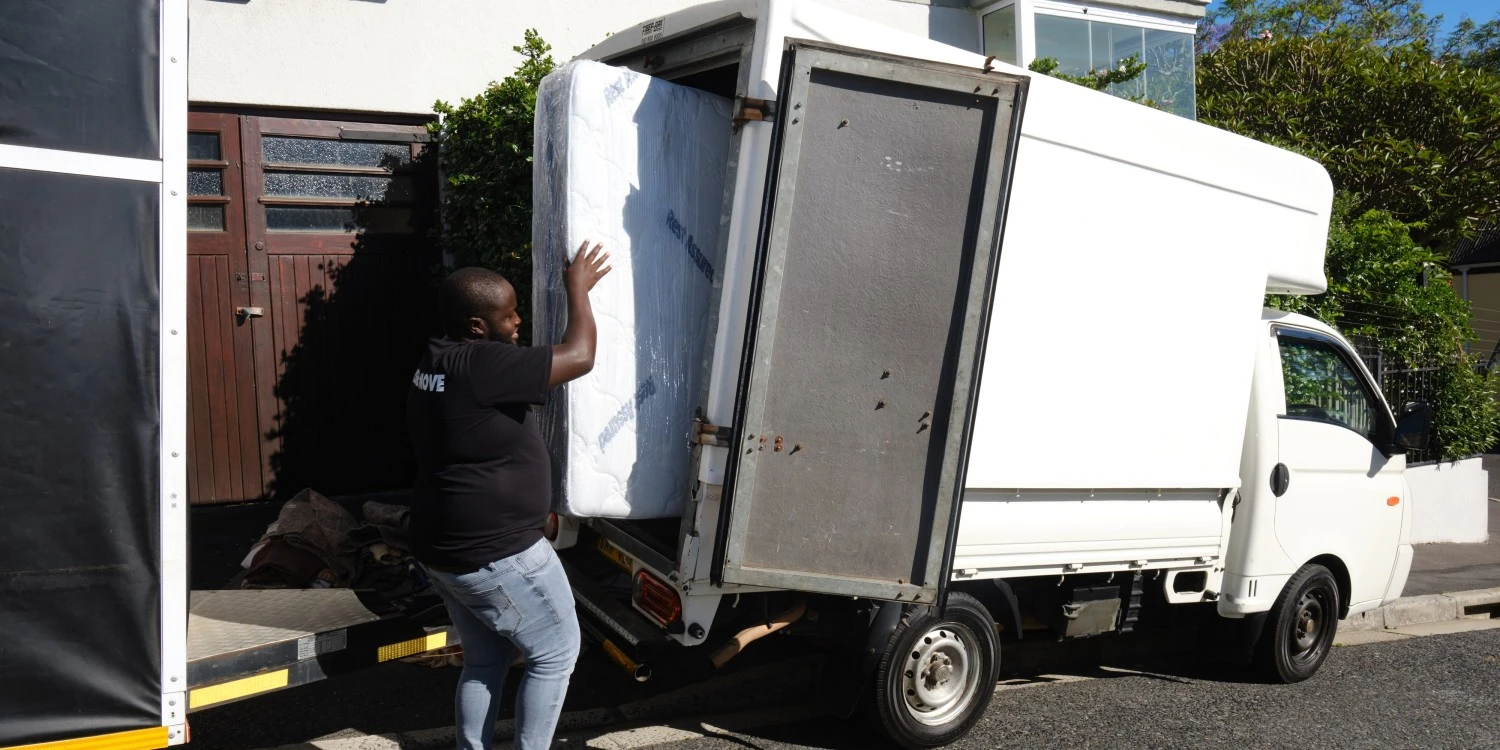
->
xmin=1204 ymin=0 xmax=1499 ymax=38
xmin=1422 ymin=0 xmax=1500 ymax=31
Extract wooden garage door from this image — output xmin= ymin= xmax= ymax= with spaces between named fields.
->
xmin=186 ymin=112 xmax=437 ymax=505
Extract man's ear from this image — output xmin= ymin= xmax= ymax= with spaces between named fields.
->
xmin=466 ymin=316 xmax=487 ymax=337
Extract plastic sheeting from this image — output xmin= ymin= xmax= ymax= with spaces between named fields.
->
xmin=532 ymin=60 xmax=732 ymax=519
xmin=0 ymin=168 xmax=163 ymax=744
xmin=0 ymin=2 xmax=160 ymax=160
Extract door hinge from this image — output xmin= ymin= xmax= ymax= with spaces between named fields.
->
xmin=693 ymin=418 xmax=734 ymax=447
xmin=733 ymin=96 xmax=776 ymax=127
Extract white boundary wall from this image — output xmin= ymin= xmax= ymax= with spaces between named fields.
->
xmin=1406 ymin=457 xmax=1489 ymax=544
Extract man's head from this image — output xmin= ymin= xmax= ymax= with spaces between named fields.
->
xmin=439 ymin=267 xmax=521 ymax=344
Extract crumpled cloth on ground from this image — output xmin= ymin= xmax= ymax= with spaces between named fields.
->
xmin=241 ymin=488 xmax=358 ymax=589
xmin=348 ymin=501 xmax=412 ymax=564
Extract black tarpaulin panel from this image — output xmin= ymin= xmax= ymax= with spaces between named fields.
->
xmin=0 ymin=1 xmax=160 ymax=159
xmin=0 ymin=168 xmax=162 ymax=745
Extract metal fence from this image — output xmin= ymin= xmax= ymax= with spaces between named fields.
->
xmin=1353 ymin=338 xmax=1441 ymax=464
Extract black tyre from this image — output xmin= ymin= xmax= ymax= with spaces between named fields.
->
xmin=1255 ymin=563 xmax=1340 ymax=683
xmin=869 ymin=592 xmax=1000 ymax=748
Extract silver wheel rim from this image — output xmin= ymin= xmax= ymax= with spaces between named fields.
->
xmin=902 ymin=622 xmax=982 ymax=726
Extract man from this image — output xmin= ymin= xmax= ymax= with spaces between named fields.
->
xmin=406 ymin=240 xmax=611 ymax=750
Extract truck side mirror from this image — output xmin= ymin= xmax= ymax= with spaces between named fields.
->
xmin=1393 ymin=402 xmax=1432 ymax=453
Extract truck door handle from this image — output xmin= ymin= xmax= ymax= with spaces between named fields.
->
xmin=236 ymin=306 xmax=265 ymax=321
xmin=1271 ymin=463 xmax=1290 ymax=497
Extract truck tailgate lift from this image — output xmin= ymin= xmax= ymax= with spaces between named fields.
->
xmin=185 ymin=590 xmax=454 ymax=712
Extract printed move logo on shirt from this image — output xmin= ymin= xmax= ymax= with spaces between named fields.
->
xmin=412 ymin=369 xmax=446 ymax=393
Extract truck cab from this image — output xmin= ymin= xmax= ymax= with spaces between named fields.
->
xmin=1218 ymin=309 xmax=1423 ymax=679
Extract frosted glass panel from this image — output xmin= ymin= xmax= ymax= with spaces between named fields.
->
xmin=262 ymin=136 xmax=410 ymax=168
xmin=266 ymin=206 xmax=412 ymax=233
xmin=263 ymin=172 xmax=411 ymax=201
xmin=188 ymin=169 xmax=223 ymax=196
xmin=188 ymin=204 xmax=225 ymax=231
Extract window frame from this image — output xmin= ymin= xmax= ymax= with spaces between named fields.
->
xmin=977 ymin=1 xmax=1021 ymax=65
xmin=974 ymin=0 xmax=1198 ymax=64
xmin=1029 ymin=0 xmax=1199 ymax=35
xmin=1273 ymin=324 xmax=1396 ymax=449
xmin=974 ymin=0 xmax=1198 ymax=117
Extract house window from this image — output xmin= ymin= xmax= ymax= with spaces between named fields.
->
xmin=979 ymin=2 xmax=1197 ymax=120
xmin=982 ymin=4 xmax=1019 ymax=66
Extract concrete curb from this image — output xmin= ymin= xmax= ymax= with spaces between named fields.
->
xmin=1344 ymin=586 xmax=1500 ymax=632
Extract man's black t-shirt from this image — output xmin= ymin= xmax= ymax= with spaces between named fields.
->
xmin=406 ymin=338 xmax=554 ymax=570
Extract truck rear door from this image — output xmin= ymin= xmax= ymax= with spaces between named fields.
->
xmin=713 ymin=40 xmax=1026 ymax=605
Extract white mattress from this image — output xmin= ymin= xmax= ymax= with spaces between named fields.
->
xmin=531 ymin=60 xmax=733 ymax=519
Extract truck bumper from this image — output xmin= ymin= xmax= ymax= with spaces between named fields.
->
xmin=1217 ymin=572 xmax=1292 ymax=617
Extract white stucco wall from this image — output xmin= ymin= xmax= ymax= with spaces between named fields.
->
xmin=188 ymin=0 xmax=980 ymax=116
xmin=1406 ymin=457 xmax=1490 ymax=544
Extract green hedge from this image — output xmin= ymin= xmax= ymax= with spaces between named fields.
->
xmin=429 ymin=30 xmax=556 ymax=343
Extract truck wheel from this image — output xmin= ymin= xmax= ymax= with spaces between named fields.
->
xmin=870 ymin=592 xmax=999 ymax=748
xmin=1256 ymin=563 xmax=1340 ymax=684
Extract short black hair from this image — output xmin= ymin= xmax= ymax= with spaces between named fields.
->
xmin=439 ymin=266 xmax=512 ymax=338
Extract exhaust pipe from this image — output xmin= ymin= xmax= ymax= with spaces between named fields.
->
xmin=601 ymin=638 xmax=652 ymax=682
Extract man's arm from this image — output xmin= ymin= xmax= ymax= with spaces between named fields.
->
xmin=550 ymin=240 xmax=612 ymax=387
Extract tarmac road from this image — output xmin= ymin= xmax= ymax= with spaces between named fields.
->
xmin=189 ymin=461 xmax=1500 ymax=750
xmin=644 ymin=627 xmax=1500 ymax=750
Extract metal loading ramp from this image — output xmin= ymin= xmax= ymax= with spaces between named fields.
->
xmin=187 ymin=589 xmax=454 ymax=711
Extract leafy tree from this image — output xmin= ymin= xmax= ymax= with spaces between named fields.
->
xmin=1441 ymin=14 xmax=1500 ymax=72
xmin=1201 ymin=0 xmax=1440 ymax=49
xmin=1268 ymin=199 xmax=1500 ymax=458
xmin=1270 ymin=198 xmax=1470 ymax=362
xmin=429 ymin=30 xmax=556 ymax=341
xmin=1431 ymin=353 xmax=1500 ymax=457
xmin=1198 ymin=35 xmax=1500 ymax=246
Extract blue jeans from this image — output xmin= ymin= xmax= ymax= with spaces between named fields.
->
xmin=423 ymin=538 xmax=582 ymax=750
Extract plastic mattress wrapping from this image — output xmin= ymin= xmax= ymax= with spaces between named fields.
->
xmin=532 ymin=60 xmax=733 ymax=519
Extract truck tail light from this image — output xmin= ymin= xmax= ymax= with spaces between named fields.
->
xmin=632 ymin=569 xmax=682 ymax=627
xmin=543 ymin=513 xmax=559 ymax=541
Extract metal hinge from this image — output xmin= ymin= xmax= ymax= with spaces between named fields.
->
xmin=692 ymin=418 xmax=734 ymax=447
xmin=732 ymin=96 xmax=776 ymax=127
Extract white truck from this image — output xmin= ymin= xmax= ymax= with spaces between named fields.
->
xmin=531 ymin=1 xmax=1432 ymax=747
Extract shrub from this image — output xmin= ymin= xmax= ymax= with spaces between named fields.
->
xmin=430 ymin=30 xmax=556 ymax=342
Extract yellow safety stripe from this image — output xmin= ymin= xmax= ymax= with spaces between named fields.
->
xmin=188 ymin=669 xmax=289 ymax=710
xmin=4 ymin=726 xmax=170 ymax=750
xmin=377 ymin=631 xmax=448 ymax=663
